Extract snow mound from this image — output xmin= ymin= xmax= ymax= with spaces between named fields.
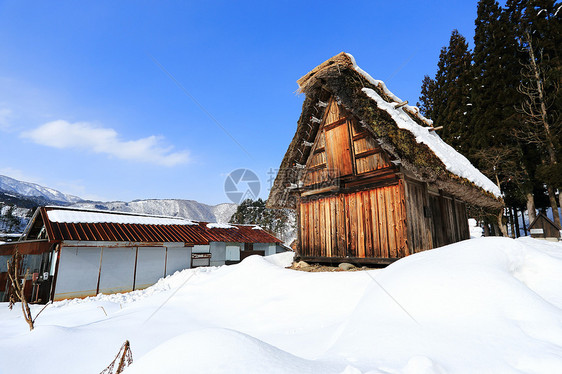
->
xmin=325 ymin=237 xmax=562 ymax=372
xmin=263 ymin=251 xmax=294 ymax=267
xmin=468 ymin=218 xmax=483 ymax=238
xmin=125 ymin=328 xmax=340 ymax=374
xmin=2 ymin=238 xmax=562 ymax=374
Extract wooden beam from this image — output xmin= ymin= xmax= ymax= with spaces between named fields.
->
xmin=394 ymin=101 xmax=408 ymax=109
xmin=300 ymin=185 xmax=340 ymax=197
xmin=299 ymin=256 xmax=398 ymax=266
xmin=354 ymin=148 xmax=382 ymax=159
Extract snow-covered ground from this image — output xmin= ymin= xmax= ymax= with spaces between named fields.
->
xmin=1 ymin=237 xmax=562 ymax=373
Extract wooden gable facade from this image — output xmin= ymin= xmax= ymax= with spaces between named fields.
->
xmin=268 ymin=53 xmax=503 ymax=265
xmin=297 ymin=96 xmax=470 ymax=264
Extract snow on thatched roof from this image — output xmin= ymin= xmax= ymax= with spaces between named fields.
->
xmin=268 ymin=52 xmax=503 ymax=210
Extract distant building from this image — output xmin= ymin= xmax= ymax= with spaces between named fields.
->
xmin=528 ymin=213 xmax=561 ymax=241
xmin=268 ymin=53 xmax=503 ymax=265
xmin=0 ymin=206 xmax=284 ymax=302
xmin=0 ymin=233 xmax=21 ymax=243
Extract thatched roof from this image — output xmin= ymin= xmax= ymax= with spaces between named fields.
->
xmin=267 ymin=52 xmax=503 ymax=210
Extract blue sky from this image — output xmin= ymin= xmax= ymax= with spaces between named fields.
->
xmin=0 ymin=1 xmax=479 ymax=205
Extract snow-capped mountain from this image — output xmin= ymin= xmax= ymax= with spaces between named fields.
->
xmin=0 ymin=174 xmax=238 ymax=234
xmin=70 ymin=200 xmax=237 ymax=224
xmin=0 ymin=175 xmax=82 ymax=204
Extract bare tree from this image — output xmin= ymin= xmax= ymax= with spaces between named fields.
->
xmin=516 ymin=30 xmax=561 ymax=227
xmin=474 ymin=146 xmax=529 ymax=236
xmin=7 ymin=251 xmax=35 ymax=331
xmin=6 ymin=250 xmax=51 ymax=331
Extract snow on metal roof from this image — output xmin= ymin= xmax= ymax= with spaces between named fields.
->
xmin=46 ymin=208 xmax=196 ymax=226
xmin=206 ymin=223 xmax=238 ymax=229
xmin=36 ymin=207 xmax=282 ymax=244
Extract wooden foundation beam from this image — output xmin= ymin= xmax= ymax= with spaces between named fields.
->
xmin=298 ymin=256 xmax=398 ymax=266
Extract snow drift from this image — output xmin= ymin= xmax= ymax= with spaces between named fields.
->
xmin=1 ymin=238 xmax=562 ymax=374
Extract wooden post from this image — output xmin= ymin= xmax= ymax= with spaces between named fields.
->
xmin=522 ymin=211 xmax=528 ymax=236
xmin=509 ymin=207 xmax=516 ymax=238
xmin=513 ymin=207 xmax=521 ymax=238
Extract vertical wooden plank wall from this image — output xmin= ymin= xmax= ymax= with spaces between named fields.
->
xmin=426 ymin=193 xmax=470 ymax=249
xmin=455 ymin=200 xmax=470 ymax=240
xmin=299 ymin=183 xmax=407 ymax=259
xmin=429 ymin=194 xmax=445 ymax=248
xmin=404 ymin=180 xmax=434 ymax=253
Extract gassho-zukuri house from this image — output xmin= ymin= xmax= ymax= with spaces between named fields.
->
xmin=267 ymin=52 xmax=503 ymax=265
xmin=0 ymin=206 xmax=284 ymax=302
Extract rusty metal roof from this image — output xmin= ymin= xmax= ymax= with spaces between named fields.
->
xmin=194 ymin=222 xmax=282 ymax=244
xmin=0 ymin=240 xmax=52 ymax=256
xmin=38 ymin=207 xmax=281 ymax=245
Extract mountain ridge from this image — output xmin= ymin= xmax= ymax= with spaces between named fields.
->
xmin=0 ymin=175 xmax=81 ymax=204
xmin=0 ymin=175 xmax=237 ymax=234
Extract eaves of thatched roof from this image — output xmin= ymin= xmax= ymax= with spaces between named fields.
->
xmin=267 ymin=52 xmax=503 ymax=210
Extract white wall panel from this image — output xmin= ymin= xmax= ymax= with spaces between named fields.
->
xmin=267 ymin=245 xmax=277 ymax=256
xmin=134 ymin=247 xmax=166 ymax=290
xmin=226 ymin=245 xmax=240 ymax=261
xmin=192 ymin=245 xmax=210 ymax=253
xmin=166 ymin=247 xmax=191 ymax=276
xmin=210 ymin=242 xmax=226 ymax=266
xmin=98 ymin=247 xmax=136 ymax=294
xmin=54 ymin=247 xmax=101 ymax=300
xmin=0 ymin=255 xmax=9 ymax=272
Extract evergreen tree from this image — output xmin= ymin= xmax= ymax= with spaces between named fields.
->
xmin=471 ymin=0 xmax=518 ymax=151
xmin=417 ymin=0 xmax=561 ymax=234
xmin=230 ymin=198 xmax=294 ymax=241
xmin=440 ymin=30 xmax=473 ymax=152
xmin=418 ymin=31 xmax=473 ymax=153
xmin=417 ymin=75 xmax=436 ymax=120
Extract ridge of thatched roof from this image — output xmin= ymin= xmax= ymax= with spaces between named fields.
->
xmin=267 ymin=52 xmax=503 ymax=210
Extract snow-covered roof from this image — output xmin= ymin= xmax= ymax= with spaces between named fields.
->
xmin=268 ymin=52 xmax=503 ymax=210
xmin=24 ymin=206 xmax=283 ymax=244
xmin=359 ymin=86 xmax=501 ymax=197
xmin=344 ymin=55 xmax=500 ymax=198
xmin=344 ymin=53 xmax=500 ymax=197
xmin=46 ymin=207 xmax=196 ymax=226
xmin=206 ymin=223 xmax=238 ymax=229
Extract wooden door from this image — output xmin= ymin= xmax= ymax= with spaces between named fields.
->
xmin=324 ymin=122 xmax=353 ymax=177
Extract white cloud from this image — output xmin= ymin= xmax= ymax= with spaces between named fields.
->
xmin=54 ymin=180 xmax=107 ymax=202
xmin=21 ymin=120 xmax=190 ymax=167
xmin=0 ymin=107 xmax=13 ymax=131
xmin=0 ymin=167 xmax=42 ymax=184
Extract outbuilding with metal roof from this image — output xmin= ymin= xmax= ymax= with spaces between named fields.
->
xmin=0 ymin=206 xmax=284 ymax=302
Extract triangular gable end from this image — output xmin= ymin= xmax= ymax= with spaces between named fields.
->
xmin=301 ymin=96 xmax=395 ymax=190
xmin=529 ymin=212 xmax=561 ymax=231
xmin=21 ymin=207 xmax=49 ymax=241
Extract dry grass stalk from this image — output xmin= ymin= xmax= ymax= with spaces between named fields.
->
xmin=100 ymin=340 xmax=133 ymax=374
